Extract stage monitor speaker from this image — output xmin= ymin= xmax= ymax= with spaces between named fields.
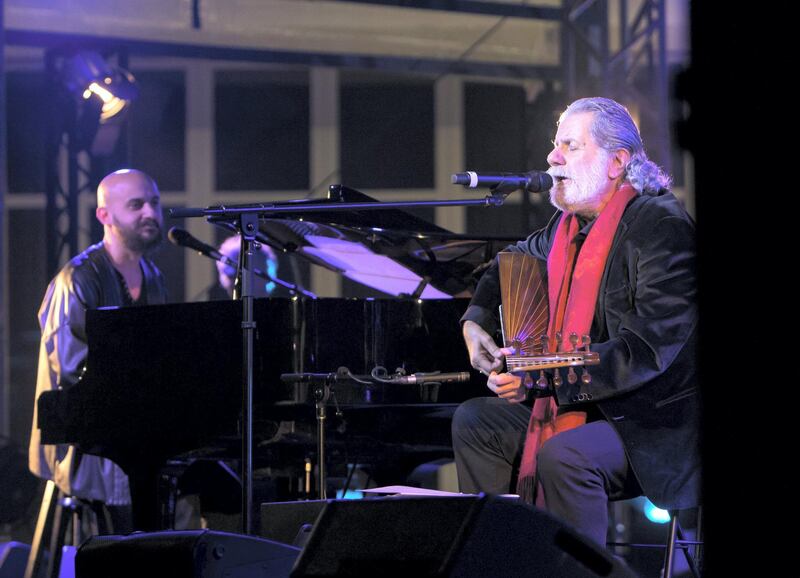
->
xmin=260 ymin=500 xmax=328 ymax=547
xmin=290 ymin=495 xmax=636 ymax=577
xmin=75 ymin=529 xmax=300 ymax=578
xmin=0 ymin=542 xmax=30 ymax=578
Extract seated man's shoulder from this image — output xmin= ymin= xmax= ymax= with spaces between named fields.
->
xmin=630 ymin=190 xmax=694 ymax=229
xmin=70 ymin=242 xmax=106 ymax=265
xmin=56 ymin=243 xmax=108 ymax=293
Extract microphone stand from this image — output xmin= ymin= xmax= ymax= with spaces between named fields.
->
xmin=233 ymin=212 xmax=258 ymax=535
xmin=170 ymin=187 xmax=514 ymax=221
xmin=213 ymin=221 xmax=317 ymax=299
xmin=278 ymin=369 xmax=348 ymax=500
xmin=169 ymin=185 xmax=520 ymax=535
xmin=307 ymin=371 xmax=344 ymax=500
xmin=281 ymin=366 xmax=463 ymax=501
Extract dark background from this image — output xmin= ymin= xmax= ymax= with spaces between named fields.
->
xmin=689 ymin=3 xmax=785 ymax=575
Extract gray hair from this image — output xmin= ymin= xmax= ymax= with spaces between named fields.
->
xmin=562 ymin=97 xmax=671 ymax=194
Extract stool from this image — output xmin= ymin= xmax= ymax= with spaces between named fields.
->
xmin=663 ymin=508 xmax=703 ymax=578
xmin=608 ymin=506 xmax=703 ymax=578
xmin=24 ymin=481 xmax=111 ymax=578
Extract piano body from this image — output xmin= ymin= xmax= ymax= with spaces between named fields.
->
xmin=36 ymin=186 xmax=516 ymax=530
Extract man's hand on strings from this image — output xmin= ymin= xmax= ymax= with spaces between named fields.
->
xmin=462 ymin=320 xmax=505 ymax=375
xmin=487 ymin=371 xmax=526 ymax=403
xmin=461 ymin=321 xmax=526 ymax=403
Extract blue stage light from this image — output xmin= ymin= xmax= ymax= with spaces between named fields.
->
xmin=336 ymin=489 xmax=364 ymax=500
xmin=642 ymin=497 xmax=671 ymax=524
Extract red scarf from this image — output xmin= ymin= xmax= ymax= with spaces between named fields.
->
xmin=515 ymin=183 xmax=637 ymax=505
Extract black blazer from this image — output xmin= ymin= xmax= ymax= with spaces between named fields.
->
xmin=462 ymin=189 xmax=700 ymax=510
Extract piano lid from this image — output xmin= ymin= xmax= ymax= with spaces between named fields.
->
xmin=210 ymin=185 xmax=518 ymax=298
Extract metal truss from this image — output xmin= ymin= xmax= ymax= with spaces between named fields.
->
xmin=328 ymin=0 xmax=561 ymax=19
xmin=561 ymin=0 xmax=670 ymax=172
xmin=45 ymin=49 xmax=82 ymax=277
xmin=8 ymin=29 xmax=561 ymax=81
xmin=44 ymin=49 xmax=129 ymax=277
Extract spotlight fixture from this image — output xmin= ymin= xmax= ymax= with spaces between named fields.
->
xmin=82 ymin=77 xmax=130 ymax=121
xmin=62 ymin=51 xmax=138 ymax=120
xmin=60 ymin=51 xmax=138 ymax=155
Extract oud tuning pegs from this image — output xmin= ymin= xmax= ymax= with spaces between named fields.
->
xmin=581 ymin=335 xmax=592 ymax=352
xmin=569 ymin=332 xmax=579 ymax=351
xmin=581 ymin=369 xmax=592 ymax=384
xmin=553 ymin=371 xmax=563 ymax=387
xmin=540 ymin=335 xmax=550 ymax=354
xmin=555 ymin=332 xmax=563 ymax=352
xmin=537 ymin=371 xmax=549 ymax=390
xmin=523 ymin=373 xmax=534 ymax=389
xmin=567 ymin=367 xmax=578 ymax=384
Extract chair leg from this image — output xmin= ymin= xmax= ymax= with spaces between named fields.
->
xmin=664 ymin=510 xmax=703 ymax=578
xmin=44 ymin=493 xmax=71 ymax=578
xmin=662 ymin=511 xmax=679 ymax=578
xmin=694 ymin=506 xmax=704 ymax=573
xmin=90 ymin=501 xmax=113 ymax=535
xmin=675 ymin=521 xmax=702 ymax=578
xmin=24 ymin=480 xmax=58 ymax=578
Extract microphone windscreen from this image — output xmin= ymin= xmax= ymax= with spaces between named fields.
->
xmin=167 ymin=227 xmax=189 ymax=246
xmin=527 ymin=172 xmax=553 ymax=192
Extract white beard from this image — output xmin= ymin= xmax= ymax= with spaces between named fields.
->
xmin=547 ymin=151 xmax=611 ymax=215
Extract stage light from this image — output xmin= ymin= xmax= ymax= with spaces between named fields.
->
xmin=642 ymin=497 xmax=671 ymax=524
xmin=335 ymin=489 xmax=364 ymax=500
xmin=62 ymin=51 xmax=138 ymax=121
xmin=59 ymin=51 xmax=138 ymax=155
xmin=82 ymin=81 xmax=128 ymax=121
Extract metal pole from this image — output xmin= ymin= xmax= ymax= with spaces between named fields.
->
xmin=563 ymin=1 xmax=576 ymax=101
xmin=239 ymin=212 xmax=258 ymax=535
xmin=316 ymin=393 xmax=327 ymax=499
xmin=600 ymin=0 xmax=610 ymax=97
xmin=655 ymin=0 xmax=670 ymax=175
xmin=44 ymin=50 xmax=60 ymax=278
xmin=0 ymin=0 xmax=8 ymax=439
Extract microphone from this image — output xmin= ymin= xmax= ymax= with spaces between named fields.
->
xmin=451 ymin=170 xmax=553 ymax=193
xmin=280 ymin=372 xmax=339 ymax=385
xmin=387 ymin=372 xmax=470 ymax=385
xmin=281 ymin=370 xmax=471 ymax=386
xmin=167 ymin=227 xmax=231 ymax=264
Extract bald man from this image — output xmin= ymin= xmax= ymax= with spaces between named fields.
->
xmin=29 ymin=169 xmax=168 ymax=532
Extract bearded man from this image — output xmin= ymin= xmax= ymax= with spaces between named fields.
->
xmin=29 ymin=169 xmax=168 ymax=532
xmin=452 ymin=97 xmax=699 ymax=546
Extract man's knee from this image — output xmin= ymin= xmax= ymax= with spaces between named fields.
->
xmin=451 ymin=397 xmax=493 ymax=440
xmin=537 ymin=435 xmax=574 ymax=482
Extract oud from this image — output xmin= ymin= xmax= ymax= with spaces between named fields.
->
xmin=497 ymin=252 xmax=599 ymax=392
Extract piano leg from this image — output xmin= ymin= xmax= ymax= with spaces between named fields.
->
xmin=127 ymin=466 xmax=162 ymax=532
xmin=158 ymin=463 xmax=187 ymax=530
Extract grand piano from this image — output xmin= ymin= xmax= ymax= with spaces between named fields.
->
xmin=36 ymin=186 xmax=517 ymax=531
